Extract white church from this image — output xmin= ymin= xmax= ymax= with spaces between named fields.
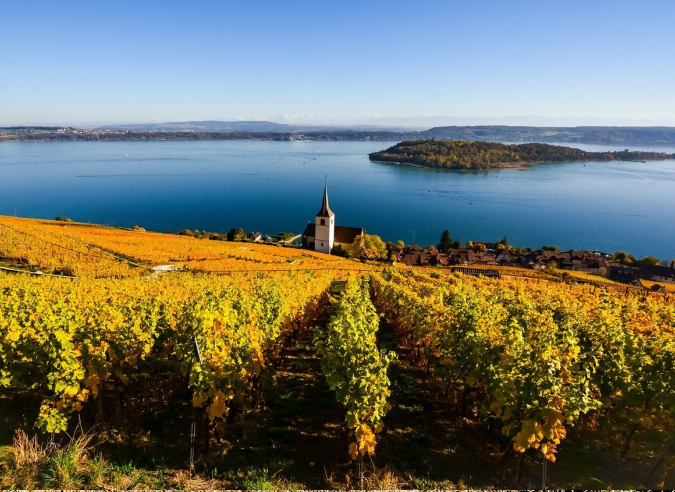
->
xmin=302 ymin=184 xmax=363 ymax=254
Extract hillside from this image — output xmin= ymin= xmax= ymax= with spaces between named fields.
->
xmin=423 ymin=125 xmax=675 ymax=145
xmin=369 ymin=139 xmax=675 ymax=170
xmin=0 ymin=215 xmax=363 ymax=277
xmin=0 ymin=215 xmax=673 ymax=489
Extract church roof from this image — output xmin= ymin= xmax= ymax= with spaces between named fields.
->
xmin=334 ymin=226 xmax=363 ymax=244
xmin=302 ymin=224 xmax=363 ymax=245
xmin=316 ymin=184 xmax=334 ymax=218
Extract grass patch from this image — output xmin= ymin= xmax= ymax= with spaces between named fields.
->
xmin=226 ymin=467 xmax=302 ymax=490
xmin=0 ymin=428 xmax=174 ymax=489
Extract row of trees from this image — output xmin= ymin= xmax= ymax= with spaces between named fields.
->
xmin=330 ymin=235 xmax=407 ymax=261
xmin=611 ymin=251 xmax=672 ymax=267
xmin=437 ymin=230 xmax=510 ymax=253
xmin=177 ymin=227 xmax=248 ymax=241
xmin=175 ymin=228 xmax=301 ymax=245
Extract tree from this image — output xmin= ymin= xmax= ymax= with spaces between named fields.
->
xmin=177 ymin=229 xmax=194 ymax=236
xmin=474 ymin=242 xmax=487 ymax=252
xmin=438 ymin=230 xmax=453 ymax=253
xmin=227 ymin=228 xmax=246 ymax=241
xmin=331 ymin=244 xmax=349 ymax=258
xmin=613 ymin=251 xmax=636 ymax=265
xmin=542 ymin=245 xmax=558 ymax=251
xmin=637 ymin=256 xmax=660 ymax=266
xmin=452 ymin=239 xmax=462 ymax=249
xmin=352 ymin=234 xmax=388 ymax=260
xmin=395 ymin=240 xmax=405 ymax=251
xmin=466 ymin=240 xmax=474 ymax=249
xmin=499 ymin=236 xmax=509 ymax=246
xmin=385 ymin=241 xmax=395 ymax=260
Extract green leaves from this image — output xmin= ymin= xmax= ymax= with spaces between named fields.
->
xmin=0 ymin=270 xmax=334 ymax=433
xmin=372 ymin=268 xmax=675 ymax=462
xmin=315 ymin=278 xmax=393 ymax=460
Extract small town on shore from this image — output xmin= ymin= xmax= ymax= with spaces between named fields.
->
xmin=394 ymin=244 xmax=675 ymax=291
xmin=225 ymin=184 xmax=675 ymax=293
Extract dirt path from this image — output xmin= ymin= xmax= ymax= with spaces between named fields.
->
xmin=209 ymin=314 xmax=351 ymax=488
xmin=375 ymin=318 xmax=514 ymax=488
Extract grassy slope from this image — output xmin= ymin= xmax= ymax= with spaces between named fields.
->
xmin=0 ymin=215 xmax=672 ymax=488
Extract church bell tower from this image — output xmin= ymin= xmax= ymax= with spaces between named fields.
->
xmin=314 ymin=183 xmax=335 ymax=254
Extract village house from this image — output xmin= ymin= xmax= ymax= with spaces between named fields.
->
xmin=397 ymin=245 xmax=449 ymax=266
xmin=302 ymin=185 xmax=363 ymax=254
xmin=637 ymin=264 xmax=675 ymax=284
xmin=521 ymin=250 xmax=616 ymax=275
xmin=606 ymin=265 xmax=638 ymax=283
xmin=448 ymin=248 xmax=501 ymax=266
xmin=397 ymin=246 xmax=505 ymax=267
xmin=650 ymin=283 xmax=668 ymax=294
xmin=494 ymin=249 xmax=512 ymax=264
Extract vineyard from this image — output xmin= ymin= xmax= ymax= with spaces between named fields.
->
xmin=0 ymin=216 xmax=674 ymax=489
xmin=0 ymin=216 xmax=365 ymax=277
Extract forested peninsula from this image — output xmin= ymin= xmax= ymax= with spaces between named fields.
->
xmin=369 ymin=139 xmax=675 ymax=170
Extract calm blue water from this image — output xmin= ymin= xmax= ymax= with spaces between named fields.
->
xmin=1 ymin=140 xmax=674 ymax=259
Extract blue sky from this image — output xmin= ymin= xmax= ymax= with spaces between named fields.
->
xmin=2 ymin=0 xmax=674 ymax=126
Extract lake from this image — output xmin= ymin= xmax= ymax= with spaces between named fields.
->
xmin=1 ymin=140 xmax=675 ymax=259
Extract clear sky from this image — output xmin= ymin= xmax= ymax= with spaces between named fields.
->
xmin=2 ymin=0 xmax=674 ymax=126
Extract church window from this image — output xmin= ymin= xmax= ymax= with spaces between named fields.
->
xmin=320 ymin=219 xmax=325 ymax=226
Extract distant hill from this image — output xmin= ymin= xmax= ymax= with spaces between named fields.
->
xmin=4 ymin=124 xmax=675 ymax=146
xmin=421 ymin=126 xmax=675 ymax=146
xmin=369 ymin=139 xmax=675 ymax=171
xmin=97 ymin=120 xmax=299 ymax=132
xmin=96 ymin=123 xmax=675 ymax=145
xmin=96 ymin=120 xmax=423 ymax=133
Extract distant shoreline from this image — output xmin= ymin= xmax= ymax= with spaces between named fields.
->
xmin=4 ymin=124 xmax=675 ymax=146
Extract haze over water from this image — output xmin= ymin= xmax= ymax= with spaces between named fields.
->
xmin=1 ymin=140 xmax=674 ymax=260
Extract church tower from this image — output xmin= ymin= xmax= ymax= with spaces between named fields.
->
xmin=314 ymin=183 xmax=335 ymax=254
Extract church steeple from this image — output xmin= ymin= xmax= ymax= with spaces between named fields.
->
xmin=316 ymin=183 xmax=334 ymax=218
xmin=314 ymin=181 xmax=335 ymax=254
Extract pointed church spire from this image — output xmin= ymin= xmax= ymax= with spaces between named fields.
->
xmin=316 ymin=182 xmax=334 ymax=218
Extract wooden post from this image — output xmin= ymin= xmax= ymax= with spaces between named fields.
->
xmin=620 ymin=423 xmax=639 ymax=458
xmin=648 ymin=437 xmax=675 ymax=477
